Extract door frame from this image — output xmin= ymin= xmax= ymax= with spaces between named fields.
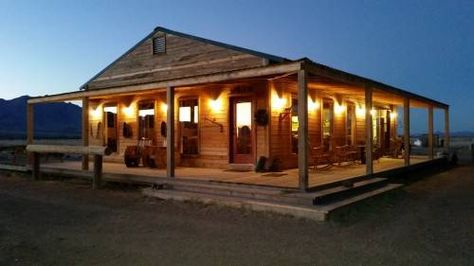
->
xmin=229 ymin=96 xmax=256 ymax=164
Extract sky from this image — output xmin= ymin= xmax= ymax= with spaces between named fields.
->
xmin=0 ymin=0 xmax=473 ymax=133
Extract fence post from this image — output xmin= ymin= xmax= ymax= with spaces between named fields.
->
xmin=32 ymin=152 xmax=40 ymax=180
xmin=93 ymin=155 xmax=103 ymax=189
xmin=471 ymin=144 xmax=474 ymax=164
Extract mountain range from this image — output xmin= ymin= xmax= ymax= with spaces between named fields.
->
xmin=0 ymin=95 xmax=82 ymax=139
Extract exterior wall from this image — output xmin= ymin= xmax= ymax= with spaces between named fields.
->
xmin=87 ymin=82 xmax=269 ymax=168
xmin=87 ymin=31 xmax=268 ymax=90
xmin=355 ymin=105 xmax=366 ymax=145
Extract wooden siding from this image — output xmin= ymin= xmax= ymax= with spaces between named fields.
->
xmin=87 ymin=31 xmax=268 ymax=90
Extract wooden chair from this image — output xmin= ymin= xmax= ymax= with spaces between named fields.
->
xmin=310 ymin=146 xmax=332 ymax=170
xmin=333 ymin=145 xmax=357 ymax=166
xmin=145 ymin=146 xmax=166 ymax=169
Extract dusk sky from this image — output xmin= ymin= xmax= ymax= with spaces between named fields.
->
xmin=0 ymin=0 xmax=472 ymax=133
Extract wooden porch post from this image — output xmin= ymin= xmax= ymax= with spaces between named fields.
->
xmin=365 ymin=86 xmax=373 ymax=175
xmin=166 ymin=86 xmax=175 ymax=178
xmin=297 ymin=68 xmax=309 ymax=191
xmin=428 ymin=105 xmax=434 ymax=159
xmin=82 ymin=97 xmax=89 ymax=170
xmin=26 ymin=103 xmax=34 ymax=171
xmin=444 ymin=108 xmax=450 ymax=153
xmin=27 ymin=103 xmax=34 ymax=145
xmin=403 ymin=98 xmax=410 ymax=166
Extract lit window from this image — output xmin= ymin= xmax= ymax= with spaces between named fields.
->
xmin=179 ymin=106 xmax=191 ymax=122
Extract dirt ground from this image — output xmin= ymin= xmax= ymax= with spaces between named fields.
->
xmin=0 ymin=163 xmax=473 ymax=265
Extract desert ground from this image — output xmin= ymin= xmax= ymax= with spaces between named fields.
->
xmin=0 ymin=160 xmax=473 ymax=265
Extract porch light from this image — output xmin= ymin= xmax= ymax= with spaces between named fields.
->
xmin=334 ymin=103 xmax=346 ymax=115
xmin=90 ymin=106 xmax=102 ymax=119
xmin=161 ymin=103 xmax=168 ymax=114
xmin=370 ymin=108 xmax=376 ymax=117
xmin=308 ymin=97 xmax=319 ymax=111
xmin=122 ymin=105 xmax=134 ymax=118
xmin=271 ymin=94 xmax=287 ymax=110
xmin=356 ymin=105 xmax=365 ymax=117
xmin=390 ymin=111 xmax=398 ymax=120
xmin=209 ymin=98 xmax=222 ymax=113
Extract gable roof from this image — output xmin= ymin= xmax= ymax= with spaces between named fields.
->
xmin=80 ymin=26 xmax=290 ymax=90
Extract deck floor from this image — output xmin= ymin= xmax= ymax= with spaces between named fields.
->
xmin=42 ymin=156 xmax=429 ymax=189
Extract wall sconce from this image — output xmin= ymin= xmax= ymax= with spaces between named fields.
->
xmin=209 ymin=98 xmax=223 ymax=113
xmin=122 ymin=105 xmax=135 ymax=118
xmin=356 ymin=105 xmax=365 ymax=117
xmin=370 ymin=108 xmax=376 ymax=117
xmin=271 ymin=93 xmax=287 ymax=111
xmin=390 ymin=111 xmax=398 ymax=120
xmin=308 ymin=97 xmax=320 ymax=111
xmin=161 ymin=103 xmax=168 ymax=114
xmin=90 ymin=106 xmax=102 ymax=120
xmin=334 ymin=103 xmax=346 ymax=115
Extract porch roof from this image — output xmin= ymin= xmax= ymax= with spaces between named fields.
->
xmin=28 ymin=59 xmax=448 ymax=109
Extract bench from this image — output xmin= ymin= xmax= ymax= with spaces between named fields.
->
xmin=26 ymin=144 xmax=111 ymax=189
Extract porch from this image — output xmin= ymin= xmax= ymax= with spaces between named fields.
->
xmin=41 ymin=155 xmax=428 ymax=189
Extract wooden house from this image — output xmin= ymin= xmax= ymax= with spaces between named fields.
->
xmin=27 ymin=26 xmax=450 ymax=191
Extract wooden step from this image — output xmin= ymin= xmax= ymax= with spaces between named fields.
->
xmin=142 ymin=188 xmax=328 ymax=221
xmin=320 ymin=183 xmax=403 ymax=213
xmin=311 ymin=177 xmax=388 ymax=205
xmin=154 ymin=180 xmax=304 ymax=205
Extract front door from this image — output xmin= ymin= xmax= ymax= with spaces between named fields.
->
xmin=230 ymin=97 xmax=254 ymax=164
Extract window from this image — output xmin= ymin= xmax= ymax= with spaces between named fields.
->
xmin=179 ymin=98 xmax=199 ymax=155
xmin=322 ymin=99 xmax=333 ymax=151
xmin=152 ymin=35 xmax=166 ymax=54
xmin=291 ymin=98 xmax=298 ymax=153
xmin=138 ymin=102 xmax=155 ymax=140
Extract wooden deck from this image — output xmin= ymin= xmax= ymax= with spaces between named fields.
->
xmin=42 ymin=156 xmax=428 ymax=189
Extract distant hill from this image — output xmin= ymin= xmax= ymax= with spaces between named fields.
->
xmin=0 ymin=95 xmax=82 ymax=139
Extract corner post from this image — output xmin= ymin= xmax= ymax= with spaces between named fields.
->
xmin=26 ymin=103 xmax=34 ymax=171
xmin=428 ymin=105 xmax=434 ymax=159
xmin=403 ymin=98 xmax=410 ymax=166
xmin=365 ymin=86 xmax=373 ymax=175
xmin=444 ymin=108 xmax=450 ymax=153
xmin=297 ymin=67 xmax=309 ymax=191
xmin=27 ymin=103 xmax=34 ymax=145
xmin=166 ymin=86 xmax=176 ymax=178
xmin=82 ymin=97 xmax=90 ymax=170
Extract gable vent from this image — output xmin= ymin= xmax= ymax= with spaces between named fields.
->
xmin=153 ymin=36 xmax=166 ymax=54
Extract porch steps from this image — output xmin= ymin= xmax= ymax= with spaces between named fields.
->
xmin=142 ymin=188 xmax=328 ymax=221
xmin=144 ymin=177 xmax=403 ymax=221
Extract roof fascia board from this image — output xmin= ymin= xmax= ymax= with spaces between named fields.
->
xmin=29 ymin=61 xmax=302 ymax=104
xmin=304 ymin=61 xmax=448 ymax=109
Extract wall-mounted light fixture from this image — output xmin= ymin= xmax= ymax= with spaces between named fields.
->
xmin=308 ymin=96 xmax=320 ymax=111
xmin=334 ymin=102 xmax=346 ymax=115
xmin=356 ymin=104 xmax=366 ymax=117
xmin=209 ymin=98 xmax=223 ymax=113
xmin=122 ymin=105 xmax=135 ymax=118
xmin=90 ymin=106 xmax=102 ymax=119
xmin=161 ymin=103 xmax=168 ymax=114
xmin=271 ymin=93 xmax=288 ymax=111
xmin=389 ymin=111 xmax=398 ymax=120
xmin=370 ymin=108 xmax=376 ymax=117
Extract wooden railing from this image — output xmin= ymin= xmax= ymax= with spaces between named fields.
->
xmin=26 ymin=145 xmax=111 ymax=189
